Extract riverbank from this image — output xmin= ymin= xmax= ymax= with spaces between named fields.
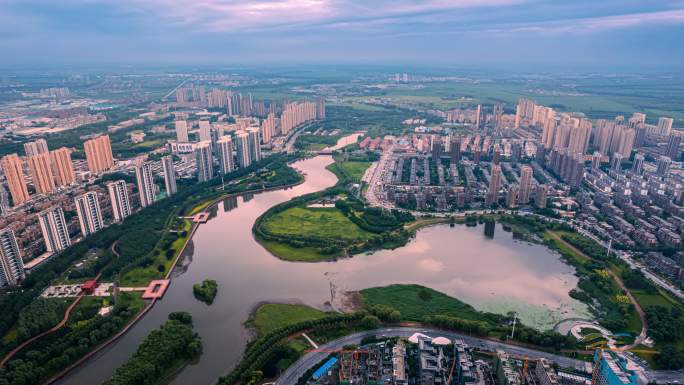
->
xmin=253 ymin=155 xmax=413 ymax=262
xmin=0 ymin=155 xmax=305 ymax=385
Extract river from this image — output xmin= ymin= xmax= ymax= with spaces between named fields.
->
xmin=58 ymin=155 xmax=590 ymax=385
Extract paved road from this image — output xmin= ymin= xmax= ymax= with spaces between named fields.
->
xmin=545 ymin=232 xmax=649 ymax=352
xmin=364 ymin=143 xmax=395 ymax=207
xmin=276 ymin=327 xmax=589 ymax=385
xmin=277 ymin=327 xmax=684 ymax=385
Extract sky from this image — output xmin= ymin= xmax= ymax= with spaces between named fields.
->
xmin=1 ymin=0 xmax=684 ymax=70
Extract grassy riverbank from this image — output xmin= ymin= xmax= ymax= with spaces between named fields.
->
xmin=360 ymin=284 xmax=491 ymax=323
xmin=104 ymin=312 xmax=202 ymax=385
xmin=225 ymin=284 xmax=582 ymax=385
xmin=254 ymin=155 xmax=413 ymax=262
xmin=0 ymin=155 xmax=303 ymax=385
xmin=248 ymin=304 xmax=329 ymax=336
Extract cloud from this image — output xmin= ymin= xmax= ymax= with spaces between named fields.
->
xmin=1 ymin=0 xmax=684 ymax=66
xmin=59 ymin=0 xmax=528 ymax=33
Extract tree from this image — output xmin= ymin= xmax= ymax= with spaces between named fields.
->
xmin=361 ymin=315 xmax=381 ymax=329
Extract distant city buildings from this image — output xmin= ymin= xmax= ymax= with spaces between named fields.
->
xmin=280 ymin=101 xmax=317 ymax=135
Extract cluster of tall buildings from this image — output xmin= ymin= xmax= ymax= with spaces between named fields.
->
xmin=1 ymin=135 xmax=114 ymax=208
xmin=1 ymin=139 xmax=80 ymax=207
xmin=511 ymin=97 xmax=680 ymax=188
xmin=172 ymin=97 xmax=324 ymax=182
xmin=280 ymin=100 xmax=320 ymax=135
xmin=176 ymin=86 xmax=279 ymax=118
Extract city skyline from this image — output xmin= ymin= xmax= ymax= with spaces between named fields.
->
xmin=1 ymin=1 xmax=684 ymax=69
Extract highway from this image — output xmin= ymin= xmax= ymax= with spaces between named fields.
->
xmin=161 ymin=78 xmax=190 ymax=101
xmin=277 ymin=327 xmax=684 ymax=385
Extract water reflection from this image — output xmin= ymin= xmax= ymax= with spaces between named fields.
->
xmin=58 ymin=156 xmax=590 ymax=385
xmin=223 ymin=196 xmax=238 ymax=212
xmin=484 ymin=220 xmax=495 ymax=238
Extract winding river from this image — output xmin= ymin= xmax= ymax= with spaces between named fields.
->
xmin=58 ymin=155 xmax=590 ymax=385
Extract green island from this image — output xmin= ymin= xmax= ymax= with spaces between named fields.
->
xmin=254 ymin=154 xmax=414 ymax=261
xmin=193 ymin=279 xmax=218 ymax=305
xmin=0 ymin=155 xmax=303 ymax=385
xmin=104 ymin=312 xmax=202 ymax=385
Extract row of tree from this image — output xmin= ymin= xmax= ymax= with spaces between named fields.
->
xmin=217 ymin=312 xmax=366 ymax=385
xmin=0 ymin=154 xmax=301 ymax=382
xmin=0 ymin=293 xmax=142 ymax=385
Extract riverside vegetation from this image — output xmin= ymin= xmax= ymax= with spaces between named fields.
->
xmin=0 ymin=154 xmax=303 ymax=385
xmin=254 ymin=154 xmax=414 ymax=261
xmin=104 ymin=312 xmax=202 ymax=385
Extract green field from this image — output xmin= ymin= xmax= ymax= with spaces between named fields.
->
xmin=361 ymin=284 xmax=490 ymax=323
xmin=262 ymin=206 xmax=372 ymax=242
xmin=248 ymin=303 xmax=328 ymax=335
xmin=119 ymin=218 xmax=192 ymax=287
xmin=334 ymin=160 xmax=371 ymax=183
xmin=348 ymin=78 xmax=684 ymax=121
xmin=260 ymin=239 xmax=332 ymax=262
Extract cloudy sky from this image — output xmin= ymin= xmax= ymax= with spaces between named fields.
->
xmin=2 ymin=0 xmax=683 ymax=69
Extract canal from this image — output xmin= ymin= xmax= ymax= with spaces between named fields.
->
xmin=59 ymin=155 xmax=589 ymax=385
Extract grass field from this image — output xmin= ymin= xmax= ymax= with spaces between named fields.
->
xmin=335 ymin=160 xmax=372 ymax=183
xmin=542 ymin=231 xmax=591 ymax=264
xmin=260 ymin=239 xmax=333 ymax=262
xmin=119 ymin=219 xmax=192 ymax=287
xmin=248 ymin=303 xmax=328 ymax=335
xmin=361 ymin=284 xmax=490 ymax=323
xmin=358 ymin=79 xmax=684 ymax=121
xmin=330 ymin=102 xmax=392 ymax=112
xmin=262 ymin=206 xmax=372 ymax=242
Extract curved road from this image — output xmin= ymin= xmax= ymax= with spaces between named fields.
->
xmin=277 ymin=327 xmax=589 ymax=385
xmin=278 ymin=327 xmax=684 ymax=385
xmin=545 ymin=232 xmax=648 ymax=351
xmin=0 ymin=240 xmax=120 ymax=368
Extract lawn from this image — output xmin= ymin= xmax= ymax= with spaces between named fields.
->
xmin=360 ymin=284 xmax=491 ymax=323
xmin=262 ymin=206 xmax=372 ymax=242
xmin=543 ymin=231 xmax=591 ymax=264
xmin=248 ymin=303 xmax=329 ymax=335
xmin=335 ymin=160 xmax=372 ymax=183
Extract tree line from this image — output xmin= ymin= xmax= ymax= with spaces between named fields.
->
xmin=104 ymin=312 xmax=202 ymax=385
